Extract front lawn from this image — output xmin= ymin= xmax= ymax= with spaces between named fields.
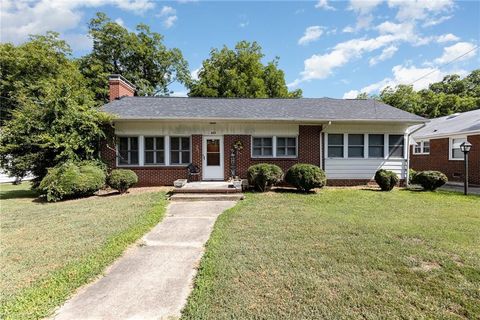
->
xmin=183 ymin=188 xmax=480 ymax=319
xmin=0 ymin=183 xmax=168 ymax=320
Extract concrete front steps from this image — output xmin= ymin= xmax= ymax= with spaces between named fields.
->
xmin=169 ymin=193 xmax=245 ymax=201
xmin=170 ymin=181 xmax=245 ymax=201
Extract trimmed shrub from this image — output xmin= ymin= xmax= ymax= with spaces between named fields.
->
xmin=409 ymin=168 xmax=418 ymax=184
xmin=285 ymin=164 xmax=327 ymax=192
xmin=39 ymin=162 xmax=106 ymax=202
xmin=247 ymin=164 xmax=283 ymax=192
xmin=412 ymin=170 xmax=447 ymax=191
xmin=374 ymin=169 xmax=399 ymax=191
xmin=107 ymin=169 xmax=138 ymax=193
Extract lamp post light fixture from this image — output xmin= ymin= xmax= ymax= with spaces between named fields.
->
xmin=460 ymin=141 xmax=472 ymax=195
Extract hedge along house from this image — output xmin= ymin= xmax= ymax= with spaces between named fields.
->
xmin=410 ymin=109 xmax=480 ymax=186
xmin=100 ymin=75 xmax=426 ymax=187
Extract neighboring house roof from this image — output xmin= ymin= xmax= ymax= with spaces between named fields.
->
xmin=102 ymin=97 xmax=426 ymax=123
xmin=412 ymin=109 xmax=480 ymax=139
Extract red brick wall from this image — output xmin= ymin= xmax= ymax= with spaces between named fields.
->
xmin=410 ymin=134 xmax=480 ymax=185
xmin=109 ymin=79 xmax=135 ymax=101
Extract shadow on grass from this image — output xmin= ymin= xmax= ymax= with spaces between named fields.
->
xmin=0 ymin=189 xmax=39 ymax=200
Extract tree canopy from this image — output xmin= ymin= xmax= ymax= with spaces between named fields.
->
xmin=188 ymin=41 xmax=301 ymax=98
xmin=358 ymin=70 xmax=480 ymax=118
xmin=79 ymin=12 xmax=191 ymax=105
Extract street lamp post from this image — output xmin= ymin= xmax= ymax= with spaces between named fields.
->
xmin=460 ymin=141 xmax=472 ymax=195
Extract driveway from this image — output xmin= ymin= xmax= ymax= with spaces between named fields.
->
xmin=53 ymin=200 xmax=237 ymax=320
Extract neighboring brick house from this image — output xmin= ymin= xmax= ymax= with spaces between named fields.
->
xmin=410 ymin=109 xmax=480 ymax=186
xmin=100 ymin=75 xmax=426 ymax=186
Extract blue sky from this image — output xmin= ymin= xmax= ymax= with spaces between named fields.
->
xmin=2 ymin=0 xmax=479 ymax=98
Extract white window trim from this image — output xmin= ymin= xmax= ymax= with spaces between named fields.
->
xmin=413 ymin=140 xmax=430 ymax=155
xmin=143 ymin=136 xmax=166 ymax=166
xmin=449 ymin=136 xmax=467 ymax=161
xmin=251 ymin=136 xmax=298 ymax=159
xmin=117 ymin=136 xmax=141 ymax=167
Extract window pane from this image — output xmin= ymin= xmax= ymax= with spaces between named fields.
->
xmin=277 ymin=138 xmax=285 ymax=147
xmin=119 ymin=137 xmax=128 ymax=151
xmin=156 ymin=137 xmax=164 ymax=150
xmin=181 ymin=151 xmax=190 ymax=164
xmin=171 ymin=137 xmax=179 ymax=150
xmin=253 ymin=147 xmax=262 ymax=156
xmin=414 ymin=145 xmax=422 ymax=153
xmin=263 ymin=138 xmax=272 ymax=147
xmin=287 ymin=147 xmax=296 ymax=156
xmin=171 ymin=151 xmax=179 ymax=164
xmin=349 ymin=134 xmax=364 ymax=146
xmin=369 ymin=146 xmax=384 ymax=158
xmin=207 ymin=153 xmax=220 ymax=166
xmin=130 ymin=151 xmax=138 ymax=164
xmin=453 ymin=148 xmax=463 ymax=159
xmin=207 ymin=139 xmax=220 ymax=152
xmin=130 ymin=137 xmax=138 ymax=150
xmin=145 ymin=137 xmax=154 ymax=150
xmin=145 ymin=151 xmax=154 ymax=164
xmin=349 ymin=146 xmax=364 ymax=158
xmin=277 ymin=148 xmax=285 ymax=156
xmin=253 ymin=138 xmax=262 ymax=147
xmin=156 ymin=151 xmax=164 ymax=164
xmin=423 ymin=141 xmax=430 ymax=153
xmin=328 ymin=134 xmax=343 ymax=145
xmin=119 ymin=151 xmax=129 ymax=164
xmin=287 ymin=138 xmax=296 ymax=147
xmin=389 ymin=146 xmax=403 ymax=157
xmin=181 ymin=137 xmax=190 ymax=150
xmin=389 ymin=135 xmax=403 ymax=146
xmin=263 ymin=147 xmax=273 ymax=156
xmin=328 ymin=146 xmax=343 ymax=158
xmin=369 ymin=134 xmax=383 ymax=146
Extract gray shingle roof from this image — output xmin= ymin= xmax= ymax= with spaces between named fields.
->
xmin=412 ymin=109 xmax=480 ymax=139
xmin=102 ymin=97 xmax=426 ymax=123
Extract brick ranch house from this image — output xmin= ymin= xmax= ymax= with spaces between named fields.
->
xmin=101 ymin=75 xmax=426 ymax=187
xmin=410 ymin=109 xmax=480 ymax=186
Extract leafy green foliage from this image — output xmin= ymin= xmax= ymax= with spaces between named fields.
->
xmin=39 ymin=162 xmax=106 ymax=202
xmin=377 ymin=70 xmax=480 ymax=118
xmin=284 ymin=164 xmax=326 ymax=192
xmin=189 ymin=41 xmax=301 ymax=98
xmin=409 ymin=168 xmax=418 ymax=184
xmin=107 ymin=169 xmax=138 ymax=193
xmin=412 ymin=170 xmax=448 ymax=191
xmin=374 ymin=169 xmax=399 ymax=191
xmin=247 ymin=164 xmax=283 ymax=192
xmin=79 ymin=12 xmax=191 ymax=104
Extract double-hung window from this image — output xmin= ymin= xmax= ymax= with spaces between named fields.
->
xmin=451 ymin=137 xmax=466 ymax=160
xmin=413 ymin=140 xmax=430 ymax=155
xmin=328 ymin=134 xmax=344 ymax=158
xmin=388 ymin=135 xmax=404 ymax=158
xmin=144 ymin=137 xmax=165 ymax=165
xmin=118 ymin=137 xmax=139 ymax=165
xmin=368 ymin=134 xmax=384 ymax=158
xmin=170 ymin=137 xmax=191 ymax=165
xmin=276 ymin=137 xmax=297 ymax=157
xmin=348 ymin=134 xmax=364 ymax=158
xmin=252 ymin=137 xmax=273 ymax=157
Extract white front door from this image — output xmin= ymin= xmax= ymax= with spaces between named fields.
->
xmin=202 ymin=136 xmax=224 ymax=180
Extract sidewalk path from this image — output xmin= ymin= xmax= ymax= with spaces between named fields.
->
xmin=53 ymin=200 xmax=237 ymax=320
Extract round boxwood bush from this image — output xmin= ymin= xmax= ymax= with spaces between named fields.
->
xmin=39 ymin=162 xmax=106 ymax=202
xmin=411 ymin=170 xmax=447 ymax=191
xmin=107 ymin=169 xmax=138 ymax=193
xmin=374 ymin=169 xmax=399 ymax=191
xmin=285 ymin=164 xmax=326 ymax=192
xmin=247 ymin=163 xmax=283 ymax=192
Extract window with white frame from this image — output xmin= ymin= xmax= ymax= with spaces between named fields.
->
xmin=328 ymin=134 xmax=344 ymax=158
xmin=276 ymin=137 xmax=297 ymax=157
xmin=144 ymin=137 xmax=165 ymax=165
xmin=388 ymin=135 xmax=404 ymax=158
xmin=413 ymin=140 xmax=430 ymax=155
xmin=368 ymin=134 xmax=384 ymax=158
xmin=252 ymin=137 xmax=273 ymax=157
xmin=348 ymin=134 xmax=364 ymax=158
xmin=170 ymin=137 xmax=191 ymax=165
xmin=118 ymin=137 xmax=139 ymax=165
xmin=451 ymin=137 xmax=466 ymax=159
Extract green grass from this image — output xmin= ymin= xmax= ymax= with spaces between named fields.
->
xmin=182 ymin=188 xmax=480 ymax=319
xmin=0 ymin=182 xmax=168 ymax=320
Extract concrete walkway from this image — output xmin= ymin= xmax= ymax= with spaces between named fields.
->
xmin=53 ymin=200 xmax=237 ymax=320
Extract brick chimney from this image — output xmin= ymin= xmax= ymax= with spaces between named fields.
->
xmin=108 ymin=74 xmax=136 ymax=101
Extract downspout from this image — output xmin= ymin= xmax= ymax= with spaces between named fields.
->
xmin=322 ymin=121 xmax=332 ymax=171
xmin=405 ymin=123 xmax=427 ymax=187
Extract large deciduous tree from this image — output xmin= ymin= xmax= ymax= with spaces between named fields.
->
xmin=79 ymin=12 xmax=191 ymax=104
xmin=188 ymin=41 xmax=301 ymax=98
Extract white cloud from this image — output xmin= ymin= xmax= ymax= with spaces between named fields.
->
xmin=369 ymin=45 xmax=398 ymax=65
xmin=114 ymin=18 xmax=125 ymax=26
xmin=434 ymin=42 xmax=477 ymax=64
xmin=387 ymin=0 xmax=454 ymax=21
xmin=163 ymin=15 xmax=178 ymax=28
xmin=156 ymin=5 xmax=178 ymax=28
xmin=343 ymin=90 xmax=360 ymax=99
xmin=315 ymin=0 xmax=336 ymax=11
xmin=190 ymin=67 xmax=201 ymax=81
xmin=171 ymin=91 xmax=188 ymax=97
xmin=158 ymin=5 xmax=176 ymax=16
xmin=298 ymin=26 xmax=324 ymax=45
xmin=61 ymin=33 xmax=93 ymax=52
xmin=343 ymin=26 xmax=355 ymax=33
xmin=436 ymin=33 xmax=459 ymax=43
xmin=0 ymin=0 xmax=155 ymax=44
xmin=422 ymin=14 xmax=452 ymax=27
xmin=239 ymin=21 xmax=249 ymax=28
xmin=348 ymin=0 xmax=383 ymax=15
